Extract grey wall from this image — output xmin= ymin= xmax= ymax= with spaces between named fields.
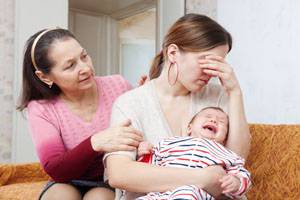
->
xmin=0 ymin=0 xmax=14 ymax=162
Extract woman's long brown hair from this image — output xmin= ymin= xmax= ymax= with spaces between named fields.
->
xmin=149 ymin=14 xmax=232 ymax=79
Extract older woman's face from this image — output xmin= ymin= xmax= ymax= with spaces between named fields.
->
xmin=177 ymin=44 xmax=229 ymax=92
xmin=47 ymin=38 xmax=95 ymax=94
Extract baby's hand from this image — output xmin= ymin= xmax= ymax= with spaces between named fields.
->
xmin=219 ymin=174 xmax=241 ymax=194
xmin=137 ymin=141 xmax=153 ymax=157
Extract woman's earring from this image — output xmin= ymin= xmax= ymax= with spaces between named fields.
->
xmin=48 ymin=83 xmax=53 ymax=88
xmin=167 ymin=62 xmax=179 ymax=86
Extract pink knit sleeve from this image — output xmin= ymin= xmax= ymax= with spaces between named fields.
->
xmin=27 ymin=101 xmax=98 ymax=182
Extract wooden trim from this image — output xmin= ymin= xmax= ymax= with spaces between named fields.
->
xmin=69 ymin=7 xmax=108 ymax=17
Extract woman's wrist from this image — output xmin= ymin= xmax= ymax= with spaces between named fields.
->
xmin=228 ymin=87 xmax=242 ymax=97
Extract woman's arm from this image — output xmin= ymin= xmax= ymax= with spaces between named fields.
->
xmin=200 ymin=55 xmax=251 ymax=159
xmin=27 ymin=101 xmax=99 ymax=182
xmin=28 ymin=102 xmax=143 ymax=182
xmin=227 ymin=89 xmax=251 ymax=158
xmin=106 ymin=154 xmax=225 ymax=197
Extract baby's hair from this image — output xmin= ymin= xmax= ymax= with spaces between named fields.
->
xmin=189 ymin=106 xmax=226 ymax=125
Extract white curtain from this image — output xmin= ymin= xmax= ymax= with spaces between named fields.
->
xmin=69 ymin=11 xmax=119 ymax=76
xmin=97 ymin=15 xmax=119 ymax=75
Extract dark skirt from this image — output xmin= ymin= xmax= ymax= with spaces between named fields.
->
xmin=39 ymin=180 xmax=114 ymax=199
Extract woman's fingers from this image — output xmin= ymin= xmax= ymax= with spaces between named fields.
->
xmin=202 ymin=69 xmax=221 ymax=77
xmin=204 ymin=55 xmax=226 ymax=63
xmin=199 ymin=62 xmax=230 ymax=74
xmin=99 ymin=120 xmax=146 ymax=152
xmin=121 ymin=138 xmax=140 ymax=147
xmin=126 ymin=132 xmax=144 ymax=143
xmin=220 ymin=175 xmax=240 ymax=194
xmin=222 ymin=184 xmax=235 ymax=193
xmin=138 ymin=75 xmax=149 ymax=86
xmin=202 ymin=68 xmax=229 ymax=80
xmin=110 ymin=138 xmax=139 ymax=152
xmin=122 ymin=126 xmax=143 ymax=135
xmin=199 ymin=57 xmax=240 ymax=93
xmin=221 ymin=180 xmax=232 ymax=189
xmin=220 ymin=176 xmax=231 ymax=187
xmin=223 ymin=182 xmax=236 ymax=193
xmin=117 ymin=144 xmax=137 ymax=151
xmin=122 ymin=127 xmax=144 ymax=141
xmin=114 ymin=127 xmax=144 ymax=149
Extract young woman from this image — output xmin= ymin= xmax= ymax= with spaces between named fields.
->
xmin=105 ymin=14 xmax=251 ymax=199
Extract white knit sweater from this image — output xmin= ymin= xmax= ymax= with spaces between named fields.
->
xmin=106 ymin=80 xmax=228 ymax=199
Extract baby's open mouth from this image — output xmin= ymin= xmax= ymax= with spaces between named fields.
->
xmin=202 ymin=124 xmax=217 ymax=134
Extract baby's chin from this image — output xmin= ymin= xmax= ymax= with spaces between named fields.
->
xmin=190 ymin=132 xmax=208 ymax=139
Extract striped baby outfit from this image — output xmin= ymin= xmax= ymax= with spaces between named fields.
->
xmin=137 ymin=137 xmax=251 ymax=200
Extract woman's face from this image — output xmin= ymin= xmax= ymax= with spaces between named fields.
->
xmin=47 ymin=38 xmax=95 ymax=94
xmin=176 ymin=44 xmax=229 ymax=92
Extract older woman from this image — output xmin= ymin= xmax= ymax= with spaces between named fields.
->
xmin=18 ymin=28 xmax=143 ymax=200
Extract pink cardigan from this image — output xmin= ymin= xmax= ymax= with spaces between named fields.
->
xmin=27 ymin=75 xmax=131 ymax=182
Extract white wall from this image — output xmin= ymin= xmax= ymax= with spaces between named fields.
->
xmin=217 ymin=0 xmax=300 ymax=124
xmin=13 ymin=0 xmax=68 ymax=162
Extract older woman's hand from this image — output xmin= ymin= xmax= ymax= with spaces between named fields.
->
xmin=199 ymin=55 xmax=241 ymax=95
xmin=91 ymin=119 xmax=144 ymax=152
xmin=138 ymin=75 xmax=149 ymax=86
